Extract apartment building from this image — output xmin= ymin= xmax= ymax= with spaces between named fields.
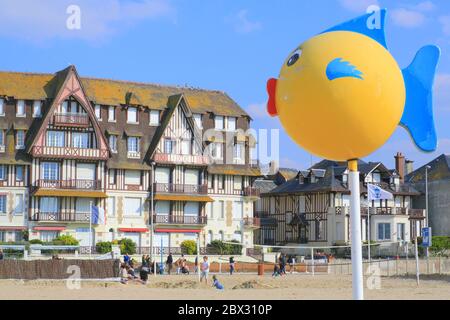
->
xmin=255 ymin=155 xmax=425 ymax=247
xmin=0 ymin=66 xmax=261 ymax=251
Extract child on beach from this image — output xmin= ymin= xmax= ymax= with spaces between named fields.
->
xmin=212 ymin=275 xmax=224 ymax=291
xmin=200 ymin=256 xmax=210 ymax=284
xmin=272 ymin=263 xmax=281 ymax=277
xmin=120 ymin=263 xmax=131 ymax=284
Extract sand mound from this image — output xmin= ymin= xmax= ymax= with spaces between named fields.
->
xmin=232 ymin=280 xmax=275 ymax=290
xmin=151 ymin=281 xmax=199 ymax=289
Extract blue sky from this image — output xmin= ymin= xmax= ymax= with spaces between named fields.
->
xmin=0 ymin=0 xmax=449 ymax=171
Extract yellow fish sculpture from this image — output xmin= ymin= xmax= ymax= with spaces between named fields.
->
xmin=267 ymin=9 xmax=440 ymax=161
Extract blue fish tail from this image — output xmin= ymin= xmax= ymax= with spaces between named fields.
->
xmin=400 ymin=45 xmax=440 ymax=152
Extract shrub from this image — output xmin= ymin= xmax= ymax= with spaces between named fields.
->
xmin=206 ymin=240 xmax=242 ymax=255
xmin=430 ymin=236 xmax=450 ymax=257
xmin=51 ymin=234 xmax=80 ymax=246
xmin=29 ymin=239 xmax=44 ymax=245
xmin=118 ymin=238 xmax=136 ymax=255
xmin=96 ymin=241 xmax=113 ymax=254
xmin=180 ymin=240 xmax=197 ymax=255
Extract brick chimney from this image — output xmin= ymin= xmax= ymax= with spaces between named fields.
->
xmin=395 ymin=152 xmax=405 ymax=183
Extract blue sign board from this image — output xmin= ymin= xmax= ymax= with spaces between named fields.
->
xmin=421 ymin=227 xmax=432 ymax=247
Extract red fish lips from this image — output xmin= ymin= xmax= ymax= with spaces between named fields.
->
xmin=267 ymin=78 xmax=278 ymax=117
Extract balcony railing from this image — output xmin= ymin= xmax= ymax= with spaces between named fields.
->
xmin=153 ymin=214 xmax=207 ymax=225
xmin=243 ymin=187 xmax=260 ymax=198
xmin=359 ymin=207 xmax=425 ymax=218
xmin=31 ymin=146 xmax=109 ymax=160
xmin=243 ymin=217 xmax=261 ymax=229
xmin=35 ymin=179 xmax=101 ymax=190
xmin=53 ymin=113 xmax=89 ymax=127
xmin=31 ymin=212 xmax=90 ymax=222
xmin=154 ymin=183 xmax=208 ymax=195
xmin=154 ymin=153 xmax=209 ymax=166
xmin=127 ymin=151 xmax=141 ymax=159
xmin=408 ymin=209 xmax=426 ymax=219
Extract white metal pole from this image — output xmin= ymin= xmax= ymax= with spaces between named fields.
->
xmin=197 ymin=233 xmax=201 ymax=282
xmin=150 ymin=162 xmax=156 ymax=277
xmin=367 ymin=198 xmax=371 ymax=264
xmin=311 ymin=247 xmax=314 ymax=276
xmin=406 ymin=242 xmax=409 ymax=275
xmin=415 ymin=236 xmax=420 ymax=286
xmin=89 ymin=201 xmax=93 ymax=259
xmin=425 ymin=167 xmax=429 ymax=274
xmin=349 ymin=160 xmax=364 ymax=300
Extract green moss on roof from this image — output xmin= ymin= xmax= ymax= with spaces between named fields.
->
xmin=0 ymin=70 xmax=249 ymax=117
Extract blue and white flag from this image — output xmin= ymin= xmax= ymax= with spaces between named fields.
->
xmin=367 ymin=184 xmax=393 ymax=201
xmin=91 ymin=205 xmax=106 ymax=225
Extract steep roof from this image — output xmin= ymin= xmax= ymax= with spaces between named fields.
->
xmin=406 ymin=154 xmax=450 ymax=183
xmin=0 ymin=69 xmax=249 ymax=117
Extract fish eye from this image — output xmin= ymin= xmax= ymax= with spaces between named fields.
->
xmin=287 ymin=49 xmax=302 ymax=67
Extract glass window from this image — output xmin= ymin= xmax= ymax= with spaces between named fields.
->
xmin=193 ymin=114 xmax=202 ymax=129
xmin=40 ymin=231 xmax=59 ymax=242
xmin=109 ymin=169 xmax=116 ymax=185
xmin=373 ymin=172 xmax=381 ymax=183
xmin=233 ymin=231 xmax=242 ymax=243
xmin=60 ymin=101 xmax=68 ymax=113
xmin=0 ymin=130 xmax=4 ymax=146
xmin=108 ymin=106 xmax=116 ymax=121
xmin=46 ymin=131 xmax=65 ymax=147
xmin=0 ymin=165 xmax=5 ymax=180
xmin=155 ymin=201 xmax=170 ymax=215
xmin=70 ymin=101 xmax=78 ymax=113
xmin=107 ymin=196 xmax=116 ymax=217
xmin=234 ymin=142 xmax=244 ymax=162
xmin=127 ymin=137 xmax=140 ymax=153
xmin=233 ymin=176 xmax=242 ymax=190
xmin=95 ymin=105 xmax=102 ymax=119
xmin=215 ymin=116 xmax=224 ymax=130
xmin=14 ymin=194 xmax=24 ymax=215
xmin=233 ymin=201 xmax=243 ymax=220
xmin=16 ymin=166 xmax=24 ymax=182
xmin=149 ymin=110 xmax=160 ymax=126
xmin=109 ymin=135 xmax=117 ymax=153
xmin=181 ymin=140 xmax=190 ymax=155
xmin=164 ymin=139 xmax=175 ymax=154
xmin=16 ymin=130 xmax=25 ymax=149
xmin=0 ymin=98 xmax=4 ymax=115
xmin=33 ymin=101 xmax=42 ymax=118
xmin=397 ymin=223 xmax=406 ymax=241
xmin=211 ymin=143 xmax=223 ymax=159
xmin=72 ymin=132 xmax=89 ymax=149
xmin=217 ymin=175 xmax=224 ymax=190
xmin=125 ymin=170 xmax=141 ymax=185
xmin=378 ymin=223 xmax=391 ymax=241
xmin=123 ymin=197 xmax=142 ymax=216
xmin=127 ymin=107 xmax=138 ymax=123
xmin=42 ymin=162 xmax=59 ymax=180
xmin=16 ymin=100 xmax=25 ymax=116
xmin=39 ymin=197 xmax=59 ymax=213
xmin=0 ymin=195 xmax=6 ymax=214
xmin=227 ymin=117 xmax=236 ymax=131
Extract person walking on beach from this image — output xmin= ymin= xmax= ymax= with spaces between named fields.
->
xmin=279 ymin=254 xmax=287 ymax=275
xmin=166 ymin=253 xmax=173 ymax=275
xmin=194 ymin=256 xmax=198 ymax=273
xmin=287 ymin=255 xmax=295 ymax=274
xmin=0 ymin=249 xmax=3 ymax=260
xmin=200 ymin=256 xmax=210 ymax=284
xmin=229 ymin=256 xmax=235 ymax=275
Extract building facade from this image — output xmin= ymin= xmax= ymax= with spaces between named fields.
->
xmin=0 ymin=66 xmax=261 ymax=251
xmin=255 ymin=156 xmax=426 ymax=248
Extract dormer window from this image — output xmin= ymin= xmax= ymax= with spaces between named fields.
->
xmin=127 ymin=107 xmax=138 ymax=124
xmin=193 ymin=114 xmax=202 ymax=129
xmin=149 ymin=110 xmax=160 ymax=126
xmin=15 ymin=130 xmax=25 ymax=149
xmin=342 ymin=174 xmax=348 ymax=184
xmin=95 ymin=105 xmax=102 ymax=120
xmin=16 ymin=100 xmax=25 ymax=117
xmin=108 ymin=106 xmax=116 ymax=122
xmin=32 ymin=101 xmax=42 ymax=118
xmin=373 ymin=172 xmax=381 ymax=183
xmin=227 ymin=117 xmax=237 ymax=131
xmin=214 ymin=116 xmax=224 ymax=130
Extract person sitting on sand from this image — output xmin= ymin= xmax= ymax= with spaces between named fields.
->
xmin=128 ymin=261 xmax=138 ymax=279
xmin=123 ymin=253 xmax=131 ymax=265
xmin=181 ymin=259 xmax=190 ymax=274
xmin=212 ymin=275 xmax=224 ymax=291
xmin=140 ymin=264 xmax=149 ymax=285
xmin=0 ymin=249 xmax=3 ymax=260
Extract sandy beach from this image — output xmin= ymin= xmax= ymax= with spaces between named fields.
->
xmin=0 ymin=274 xmax=449 ymax=300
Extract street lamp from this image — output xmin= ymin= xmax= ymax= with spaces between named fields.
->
xmin=425 ymin=165 xmax=431 ymax=267
xmin=150 ymin=160 xmax=156 ymax=275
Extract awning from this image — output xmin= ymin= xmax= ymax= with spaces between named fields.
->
xmin=106 ymin=129 xmax=121 ymax=136
xmin=154 ymin=194 xmax=214 ymax=202
xmin=34 ymin=226 xmax=66 ymax=231
xmin=155 ymin=229 xmax=201 ymax=234
xmin=0 ymin=226 xmax=26 ymax=231
xmin=12 ymin=123 xmax=28 ymax=130
xmin=124 ymin=130 xmax=143 ymax=137
xmin=208 ymin=165 xmax=262 ymax=177
xmin=33 ymin=189 xmax=108 ymax=198
xmin=118 ymin=228 xmax=149 ymax=233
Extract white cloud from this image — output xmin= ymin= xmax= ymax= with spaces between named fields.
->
xmin=435 ymin=73 xmax=450 ymax=113
xmin=391 ymin=8 xmax=426 ymax=28
xmin=0 ymin=0 xmax=175 ymax=43
xmin=230 ymin=10 xmax=262 ymax=34
xmin=338 ymin=0 xmax=380 ymax=13
xmin=246 ymin=102 xmax=269 ymax=119
xmin=414 ymin=1 xmax=436 ymax=12
xmin=439 ymin=15 xmax=450 ymax=36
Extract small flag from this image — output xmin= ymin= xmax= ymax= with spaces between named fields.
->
xmin=91 ymin=205 xmax=105 ymax=225
xmin=367 ymin=184 xmax=393 ymax=201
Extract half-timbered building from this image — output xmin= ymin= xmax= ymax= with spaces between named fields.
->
xmin=0 ymin=66 xmax=261 ymax=251
xmin=255 ymin=155 xmax=426 ymax=248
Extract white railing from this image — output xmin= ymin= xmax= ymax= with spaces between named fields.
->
xmin=154 ymin=153 xmax=209 ymax=165
xmin=127 ymin=151 xmax=141 ymax=159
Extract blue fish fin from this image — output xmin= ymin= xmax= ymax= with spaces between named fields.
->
xmin=400 ymin=45 xmax=441 ymax=152
xmin=321 ymin=8 xmax=388 ymax=49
